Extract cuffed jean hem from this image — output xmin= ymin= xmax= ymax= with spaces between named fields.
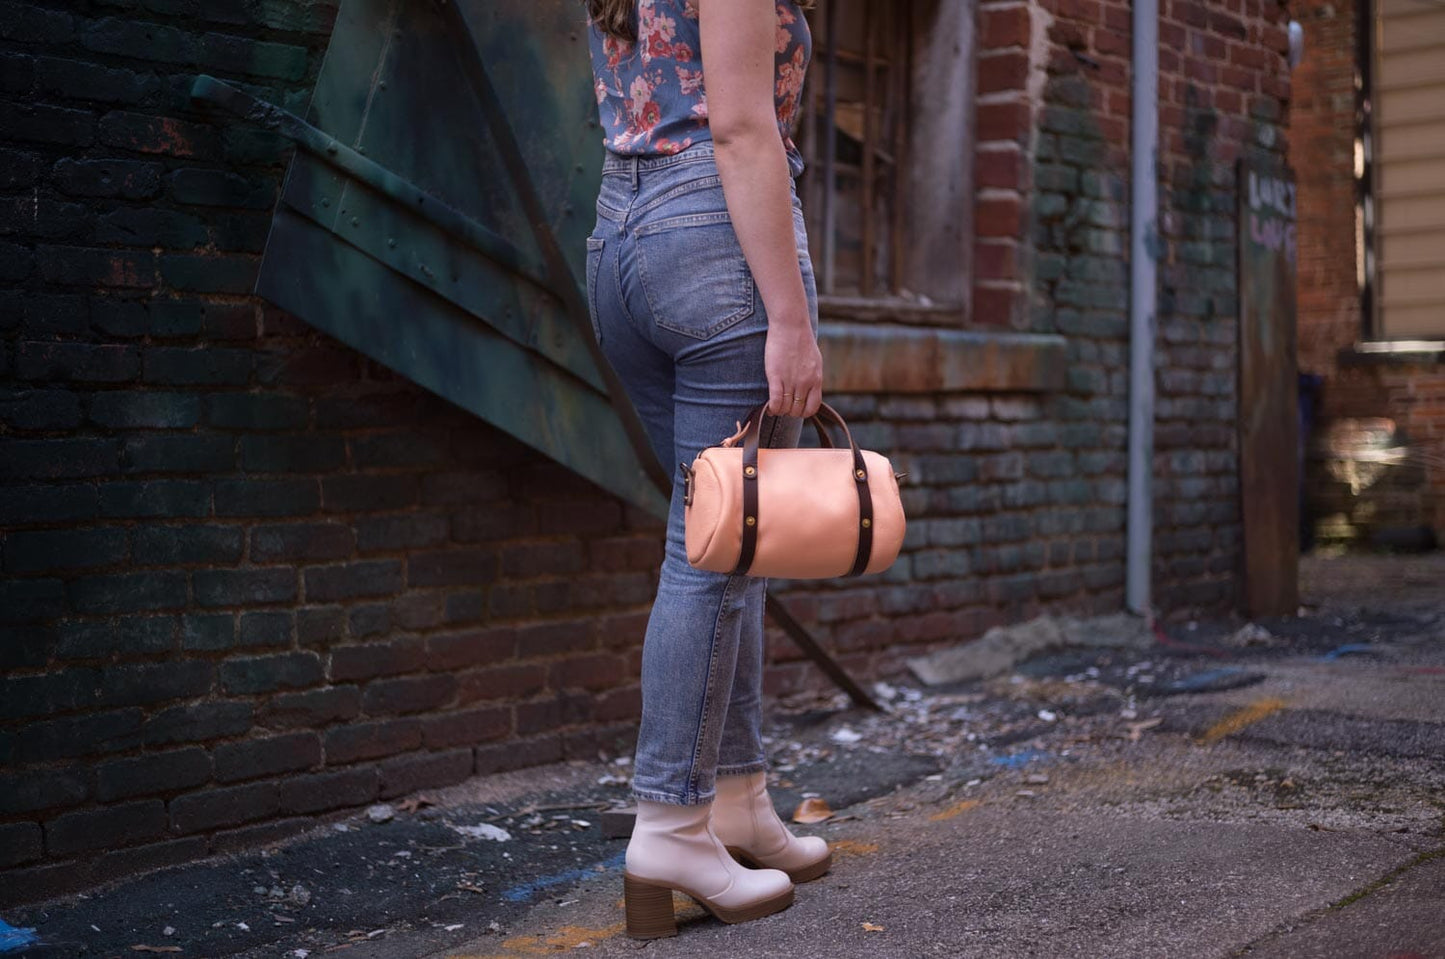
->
xmin=715 ymin=760 xmax=767 ymax=777
xmin=631 ymin=785 xmax=715 ymax=806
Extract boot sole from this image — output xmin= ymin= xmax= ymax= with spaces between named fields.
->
xmin=726 ymin=846 xmax=833 ymax=884
xmin=623 ymin=871 xmax=795 ymax=939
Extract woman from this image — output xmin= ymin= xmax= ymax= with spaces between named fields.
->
xmin=584 ymin=0 xmax=830 ymax=939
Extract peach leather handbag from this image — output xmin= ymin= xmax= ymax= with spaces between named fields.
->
xmin=680 ymin=403 xmax=906 ymax=579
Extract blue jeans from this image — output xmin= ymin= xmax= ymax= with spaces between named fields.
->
xmin=586 ymin=143 xmax=818 ymax=806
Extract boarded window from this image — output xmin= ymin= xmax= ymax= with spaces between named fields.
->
xmin=797 ymin=0 xmax=973 ymax=323
xmin=1374 ymin=0 xmax=1445 ymax=338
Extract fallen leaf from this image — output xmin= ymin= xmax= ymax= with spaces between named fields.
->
xmin=862 ymin=922 xmax=885 ymax=932
xmin=792 ymin=797 xmax=833 ymax=824
xmin=131 ymin=947 xmax=183 ymax=954
xmin=397 ymin=797 xmax=433 ymax=813
xmin=457 ymin=883 xmax=487 ymax=895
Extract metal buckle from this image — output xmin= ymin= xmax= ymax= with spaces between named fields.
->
xmin=679 ymin=462 xmax=695 ymax=507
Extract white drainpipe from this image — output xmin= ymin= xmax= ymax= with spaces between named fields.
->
xmin=1127 ymin=0 xmax=1158 ymax=614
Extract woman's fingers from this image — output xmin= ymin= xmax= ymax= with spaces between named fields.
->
xmin=798 ymin=383 xmax=822 ymax=420
xmin=766 ymin=373 xmax=786 ymax=416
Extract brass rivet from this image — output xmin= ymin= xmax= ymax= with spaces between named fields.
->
xmin=744 ymin=466 xmax=756 ymax=477
xmin=862 ymin=518 xmax=872 ymax=528
xmin=856 ymin=469 xmax=866 ymax=480
xmin=745 ymin=516 xmax=756 ymax=527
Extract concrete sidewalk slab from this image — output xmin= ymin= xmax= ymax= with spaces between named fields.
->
xmin=439 ymin=806 xmax=1426 ymax=959
xmin=1238 ymin=852 xmax=1445 ymax=959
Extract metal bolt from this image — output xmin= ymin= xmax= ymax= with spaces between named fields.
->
xmin=862 ymin=518 xmax=872 ymax=528
xmin=745 ymin=516 xmax=757 ymax=527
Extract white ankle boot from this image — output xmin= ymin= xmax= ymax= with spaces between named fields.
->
xmin=623 ymin=799 xmax=794 ymax=938
xmin=712 ymin=772 xmax=832 ymax=882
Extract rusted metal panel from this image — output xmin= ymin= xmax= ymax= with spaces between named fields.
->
xmin=1237 ymin=161 xmax=1300 ymax=616
xmin=237 ymin=0 xmax=666 ymax=516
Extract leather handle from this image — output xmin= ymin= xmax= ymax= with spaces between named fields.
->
xmin=735 ymin=402 xmax=854 ymax=453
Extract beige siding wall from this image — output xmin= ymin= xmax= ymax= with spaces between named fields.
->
xmin=1376 ymin=0 xmax=1445 ymax=337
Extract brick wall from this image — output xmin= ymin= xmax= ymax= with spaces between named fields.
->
xmin=1288 ymin=0 xmax=1445 ymax=543
xmin=1 ymin=0 xmax=1293 ymax=901
xmin=0 ymin=0 xmax=671 ymax=903
xmin=971 ymin=0 xmax=1293 ymax=608
xmin=1291 ymin=0 xmax=1359 ymax=373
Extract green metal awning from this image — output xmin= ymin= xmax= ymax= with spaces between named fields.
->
xmin=198 ymin=0 xmax=667 ymax=517
xmin=193 ymin=0 xmax=878 ymax=710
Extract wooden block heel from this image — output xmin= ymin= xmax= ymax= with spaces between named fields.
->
xmin=624 ymin=870 xmax=795 ymax=938
xmin=624 ymin=873 xmax=679 ymax=939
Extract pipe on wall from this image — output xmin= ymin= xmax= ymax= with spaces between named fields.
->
xmin=1126 ymin=0 xmax=1158 ymax=614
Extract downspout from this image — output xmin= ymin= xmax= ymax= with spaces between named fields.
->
xmin=1126 ymin=0 xmax=1158 ymax=614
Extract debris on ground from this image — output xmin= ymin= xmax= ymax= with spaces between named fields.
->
xmin=906 ymin=613 xmax=1152 ymax=685
xmin=451 ymin=823 xmax=513 ymax=842
xmin=1222 ymin=622 xmax=1277 ymax=648
xmin=367 ymin=804 xmax=396 ymax=824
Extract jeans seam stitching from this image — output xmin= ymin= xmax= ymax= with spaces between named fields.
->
xmin=687 ymin=572 xmax=742 ymax=804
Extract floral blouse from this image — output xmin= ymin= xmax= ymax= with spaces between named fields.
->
xmin=586 ymin=0 xmax=812 ymax=176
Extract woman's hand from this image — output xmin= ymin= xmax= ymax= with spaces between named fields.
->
xmin=765 ymin=317 xmax=822 ymax=419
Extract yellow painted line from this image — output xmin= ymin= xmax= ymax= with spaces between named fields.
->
xmin=454 ymin=922 xmax=628 ymax=958
xmin=1195 ymin=697 xmax=1288 ymax=746
xmin=929 ymin=799 xmax=982 ymax=822
xmin=829 ymin=839 xmax=880 ymax=858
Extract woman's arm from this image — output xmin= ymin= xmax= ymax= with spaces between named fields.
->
xmin=698 ymin=0 xmax=823 ymax=419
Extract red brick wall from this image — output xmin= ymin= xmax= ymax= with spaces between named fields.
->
xmin=972 ymin=0 xmax=1294 ymax=608
xmin=1291 ymin=0 xmax=1360 ymax=373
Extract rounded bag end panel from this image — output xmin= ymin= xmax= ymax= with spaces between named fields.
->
xmin=863 ymin=451 xmax=907 ymax=575
xmin=685 ymin=454 xmax=732 ymax=572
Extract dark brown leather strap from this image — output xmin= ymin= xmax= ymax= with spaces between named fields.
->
xmin=847 ymin=444 xmax=873 ymax=577
xmin=734 ymin=408 xmax=764 ymax=575
xmin=807 ymin=406 xmax=873 ymax=576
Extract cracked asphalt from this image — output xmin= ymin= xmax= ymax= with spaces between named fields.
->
xmin=6 ymin=553 xmax=1444 ymax=959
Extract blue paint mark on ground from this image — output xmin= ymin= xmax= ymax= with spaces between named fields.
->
xmin=1161 ymin=667 xmax=1266 ymax=694
xmin=0 ymin=920 xmax=39 ymax=953
xmin=989 ymin=749 xmax=1052 ymax=768
xmin=501 ymin=851 xmax=627 ymax=903
xmin=1319 ymin=643 xmax=1378 ymax=661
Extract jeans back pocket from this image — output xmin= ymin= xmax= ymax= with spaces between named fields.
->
xmin=635 ymin=212 xmax=756 ymax=340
